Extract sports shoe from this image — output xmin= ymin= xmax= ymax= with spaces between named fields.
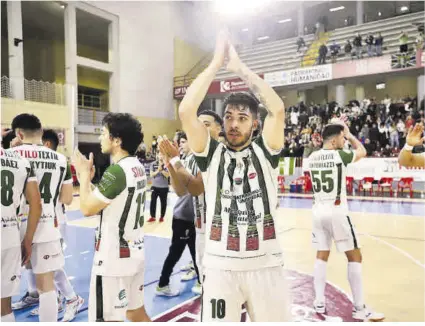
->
xmin=191 ymin=281 xmax=202 ymax=295
xmin=12 ymin=292 xmax=39 ymax=310
xmin=155 ymin=285 xmax=180 ymax=297
xmin=181 ymin=269 xmax=197 ymax=281
xmin=30 ymin=293 xmax=65 ymax=316
xmin=159 ymin=217 xmax=164 ymax=222
xmin=147 ymin=217 xmax=156 ymax=222
xmin=313 ymin=300 xmax=326 ymax=314
xmin=180 ymin=262 xmax=194 ymax=272
xmin=62 ymin=295 xmax=84 ymax=322
xmin=352 ymin=305 xmax=385 ymax=321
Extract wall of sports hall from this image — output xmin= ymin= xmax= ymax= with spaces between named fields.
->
xmin=1 ymin=1 xmax=216 ymax=156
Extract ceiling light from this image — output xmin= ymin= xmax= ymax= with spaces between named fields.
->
xmin=60 ymin=4 xmax=65 ymax=8
xmin=400 ymin=6 xmax=408 ymax=12
xmin=378 ymin=11 xmax=382 ymax=16
xmin=278 ymin=18 xmax=292 ymax=24
xmin=242 ymin=28 xmax=249 ymax=32
xmin=257 ymin=36 xmax=269 ymax=41
xmin=329 ymin=6 xmax=345 ymax=12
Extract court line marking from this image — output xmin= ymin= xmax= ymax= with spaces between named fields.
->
xmin=360 ymin=232 xmax=425 ymax=269
xmin=152 ymin=296 xmax=198 ymax=320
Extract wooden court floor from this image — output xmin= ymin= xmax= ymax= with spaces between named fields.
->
xmin=68 ymin=192 xmax=425 ymax=322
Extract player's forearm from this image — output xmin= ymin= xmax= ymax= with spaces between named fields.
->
xmin=168 ymin=164 xmax=188 ymax=196
xmin=347 ymin=134 xmax=366 ymax=158
xmin=398 ymin=149 xmax=425 ymax=168
xmin=25 ymin=203 xmax=41 ymax=244
xmin=234 ymin=62 xmax=285 ymax=118
xmin=179 ymin=62 xmax=221 ymax=121
xmin=79 ymin=171 xmax=93 ymax=213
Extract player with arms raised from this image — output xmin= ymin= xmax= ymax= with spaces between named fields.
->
xmin=307 ymin=122 xmax=385 ymax=321
xmin=179 ymin=31 xmax=290 ymax=322
xmin=398 ymin=122 xmax=424 ymax=168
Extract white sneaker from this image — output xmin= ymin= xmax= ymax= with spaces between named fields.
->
xmin=313 ymin=300 xmax=326 ymax=314
xmin=12 ymin=292 xmax=39 ymax=310
xmin=191 ymin=281 xmax=202 ymax=295
xmin=62 ymin=295 xmax=84 ymax=322
xmin=352 ymin=305 xmax=385 ymax=321
xmin=155 ymin=285 xmax=180 ymax=297
xmin=30 ymin=292 xmax=65 ymax=316
xmin=180 ymin=262 xmax=194 ymax=272
xmin=181 ymin=269 xmax=197 ymax=281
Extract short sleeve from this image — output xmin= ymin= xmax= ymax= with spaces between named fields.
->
xmin=63 ymin=163 xmax=73 ymax=184
xmin=93 ymin=164 xmax=127 ymax=204
xmin=192 ymin=132 xmax=220 ymax=172
xmin=254 ymin=135 xmax=282 ymax=169
xmin=337 ymin=149 xmax=356 ymax=166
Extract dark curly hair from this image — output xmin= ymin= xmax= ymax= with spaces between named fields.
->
xmin=222 ymin=92 xmax=260 ymax=119
xmin=102 ymin=113 xmax=143 ymax=155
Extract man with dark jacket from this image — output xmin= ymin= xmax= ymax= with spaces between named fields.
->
xmin=374 ymin=33 xmax=384 ymax=56
xmin=353 ymin=33 xmax=363 ymax=59
xmin=318 ymin=43 xmax=328 ymax=64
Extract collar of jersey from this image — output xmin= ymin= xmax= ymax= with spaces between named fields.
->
xmin=115 ymin=155 xmax=132 ymax=164
xmin=225 ymin=143 xmax=252 ymax=153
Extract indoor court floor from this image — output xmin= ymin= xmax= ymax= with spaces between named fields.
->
xmin=13 ymin=191 xmax=424 ymax=322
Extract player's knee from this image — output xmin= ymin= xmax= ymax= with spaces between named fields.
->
xmin=345 ymin=249 xmax=362 ymax=263
xmin=1 ymin=298 xmax=12 ymax=316
xmin=35 ymin=272 xmax=55 ymax=293
xmin=126 ymin=306 xmax=150 ymax=322
xmin=316 ymin=251 xmax=330 ymax=262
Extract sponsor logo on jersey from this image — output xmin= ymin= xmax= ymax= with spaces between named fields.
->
xmin=234 ymin=177 xmax=242 ymax=185
xmin=43 ymin=255 xmax=50 ymax=260
xmin=248 ymin=172 xmax=257 ymax=179
xmin=11 ymin=275 xmax=16 ymax=281
xmin=118 ymin=289 xmax=126 ymax=301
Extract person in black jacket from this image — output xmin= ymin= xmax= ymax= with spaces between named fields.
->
xmin=344 ymin=39 xmax=353 ymax=57
xmin=318 ymin=43 xmax=328 ymax=64
xmin=353 ymin=33 xmax=363 ymax=59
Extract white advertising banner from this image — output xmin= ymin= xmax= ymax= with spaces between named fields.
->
xmin=302 ymin=157 xmax=425 ymax=181
xmin=264 ymin=64 xmax=333 ymax=87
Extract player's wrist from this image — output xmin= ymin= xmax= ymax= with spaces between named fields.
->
xmin=403 ymin=143 xmax=414 ymax=151
xmin=170 ymin=156 xmax=181 ymax=167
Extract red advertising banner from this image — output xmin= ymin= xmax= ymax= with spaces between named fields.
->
xmin=208 ymin=74 xmax=264 ymax=95
xmin=173 ymin=74 xmax=264 ymax=99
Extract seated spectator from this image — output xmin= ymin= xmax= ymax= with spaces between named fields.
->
xmin=296 ymin=37 xmax=306 ymax=53
xmin=344 ymin=39 xmax=353 ymax=57
xmin=365 ymin=33 xmax=374 ymax=57
xmin=364 ymin=138 xmax=375 ymax=156
xmin=318 ymin=43 xmax=328 ymax=64
xmin=353 ymin=32 xmax=363 ymax=59
xmin=375 ymin=32 xmax=384 ymax=56
xmin=329 ymin=41 xmax=341 ymax=63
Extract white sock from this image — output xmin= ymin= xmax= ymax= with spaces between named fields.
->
xmin=26 ymin=269 xmax=38 ymax=297
xmin=1 ymin=313 xmax=15 ymax=322
xmin=347 ymin=262 xmax=364 ymax=309
xmin=39 ymin=291 xmax=58 ymax=322
xmin=54 ymin=268 xmax=76 ymax=301
xmin=313 ymin=259 xmax=327 ymax=303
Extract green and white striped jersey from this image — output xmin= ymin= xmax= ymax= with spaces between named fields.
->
xmin=193 ymin=134 xmax=283 ymax=271
xmin=185 ymin=154 xmax=206 ymax=234
xmin=307 ymin=149 xmax=356 ymax=207
xmin=92 ymin=156 xmax=147 ymax=277
xmin=12 ymin=144 xmax=72 ymax=243
xmin=1 ymin=148 xmax=36 ymax=249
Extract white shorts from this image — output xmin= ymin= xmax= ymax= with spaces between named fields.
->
xmin=312 ymin=206 xmax=360 ymax=252
xmin=30 ymin=240 xmax=64 ymax=274
xmin=201 ymin=266 xmax=291 ymax=322
xmin=88 ymin=266 xmax=145 ymax=322
xmin=1 ymin=247 xmax=22 ymax=298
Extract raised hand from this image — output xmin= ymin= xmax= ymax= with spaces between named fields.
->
xmin=406 ymin=123 xmax=425 ymax=146
xmin=212 ymin=29 xmax=230 ymax=69
xmin=226 ymin=42 xmax=242 ymax=73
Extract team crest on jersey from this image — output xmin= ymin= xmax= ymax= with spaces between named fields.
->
xmin=234 ymin=177 xmax=242 ymax=185
xmin=248 ymin=172 xmax=257 ymax=179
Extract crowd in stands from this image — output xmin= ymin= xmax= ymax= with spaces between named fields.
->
xmin=295 ymin=28 xmax=425 ymax=65
xmin=283 ymin=95 xmax=425 ymax=158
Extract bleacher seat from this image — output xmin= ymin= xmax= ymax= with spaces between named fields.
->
xmin=215 ymin=12 xmax=424 ymax=80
